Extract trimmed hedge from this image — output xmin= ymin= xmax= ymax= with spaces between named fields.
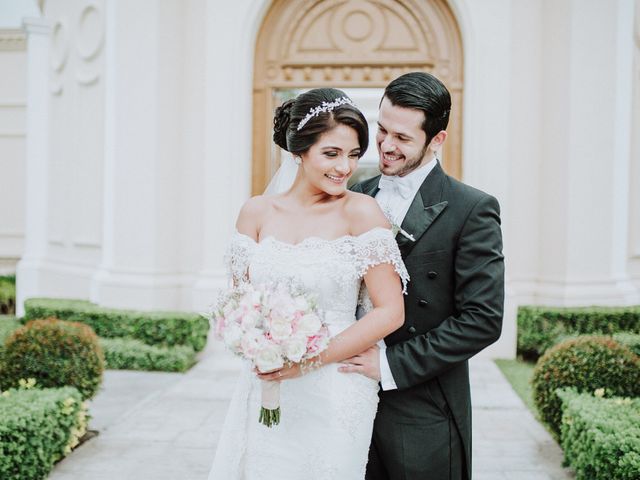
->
xmin=518 ymin=305 xmax=640 ymax=359
xmin=24 ymin=298 xmax=209 ymax=352
xmin=0 ymin=276 xmax=15 ymax=315
xmin=0 ymin=386 xmax=88 ymax=480
xmin=100 ymin=337 xmax=197 ymax=372
xmin=613 ymin=332 xmax=640 ymax=356
xmin=0 ymin=315 xmax=19 ymax=347
xmin=1 ymin=319 xmax=104 ymax=399
xmin=558 ymin=389 xmax=640 ymax=480
xmin=532 ymin=335 xmax=640 ymax=439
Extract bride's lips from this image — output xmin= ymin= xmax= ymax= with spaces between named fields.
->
xmin=325 ymin=174 xmax=348 ymax=185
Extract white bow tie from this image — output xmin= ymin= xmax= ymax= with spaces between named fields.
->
xmin=378 ymin=175 xmax=413 ymax=199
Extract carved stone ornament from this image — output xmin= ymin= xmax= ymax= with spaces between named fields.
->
xmin=252 ymin=0 xmax=464 ymax=194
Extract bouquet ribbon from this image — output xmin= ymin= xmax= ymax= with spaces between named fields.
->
xmin=259 ymin=380 xmax=281 ymax=427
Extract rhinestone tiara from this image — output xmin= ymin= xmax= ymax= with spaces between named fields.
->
xmin=296 ymin=97 xmax=355 ymax=131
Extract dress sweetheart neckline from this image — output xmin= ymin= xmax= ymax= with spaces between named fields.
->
xmin=233 ymin=226 xmax=393 ymax=247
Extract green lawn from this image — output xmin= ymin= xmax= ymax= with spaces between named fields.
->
xmin=495 ymin=358 xmax=537 ymax=414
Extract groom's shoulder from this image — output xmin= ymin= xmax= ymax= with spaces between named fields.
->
xmin=350 ymin=174 xmax=380 ymax=194
xmin=446 ymin=175 xmax=500 ymax=211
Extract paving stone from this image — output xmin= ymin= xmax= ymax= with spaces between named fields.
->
xmin=48 ymin=341 xmax=575 ymax=479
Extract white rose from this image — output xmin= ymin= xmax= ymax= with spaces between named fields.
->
xmin=284 ymin=336 xmax=308 ymax=363
xmin=255 ymin=344 xmax=284 ymax=373
xmin=223 ymin=323 xmax=243 ymax=350
xmin=241 ymin=310 xmax=261 ymax=330
xmin=270 ymin=314 xmax=293 ymax=341
xmin=294 ymin=296 xmax=309 ymax=312
xmin=297 ymin=313 xmax=322 ymax=336
xmin=240 ymin=328 xmax=264 ymax=359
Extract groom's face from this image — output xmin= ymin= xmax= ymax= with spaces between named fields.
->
xmin=376 ymin=97 xmax=429 ymax=177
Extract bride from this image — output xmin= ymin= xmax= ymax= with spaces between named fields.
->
xmin=209 ymin=88 xmax=409 ymax=479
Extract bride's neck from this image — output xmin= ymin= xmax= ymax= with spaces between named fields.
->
xmin=287 ymin=179 xmax=343 ymax=207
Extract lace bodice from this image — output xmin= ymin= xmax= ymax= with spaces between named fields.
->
xmin=210 ymin=227 xmax=409 ymax=480
xmin=225 ymin=227 xmax=409 ymax=319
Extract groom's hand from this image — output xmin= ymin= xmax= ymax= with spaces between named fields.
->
xmin=338 ymin=345 xmax=381 ymax=381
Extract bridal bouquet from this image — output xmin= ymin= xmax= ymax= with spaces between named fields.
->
xmin=210 ymin=282 xmax=330 ymax=427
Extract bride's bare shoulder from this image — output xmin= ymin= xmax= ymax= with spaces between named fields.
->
xmin=236 ymin=195 xmax=274 ymax=239
xmin=344 ymin=191 xmax=390 ymax=235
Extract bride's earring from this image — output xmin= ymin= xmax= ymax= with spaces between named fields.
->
xmin=294 ymin=156 xmax=302 ymax=165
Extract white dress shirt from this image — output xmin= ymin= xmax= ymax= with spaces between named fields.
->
xmin=375 ymin=157 xmax=438 ymax=390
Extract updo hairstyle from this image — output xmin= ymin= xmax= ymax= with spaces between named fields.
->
xmin=272 ymin=88 xmax=369 ymax=157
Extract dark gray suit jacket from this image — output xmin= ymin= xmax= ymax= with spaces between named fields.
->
xmin=352 ymin=162 xmax=504 ymax=478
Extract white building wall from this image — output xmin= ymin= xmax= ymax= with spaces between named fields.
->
xmin=629 ymin=0 xmax=640 ymax=289
xmin=11 ymin=0 xmax=640 ymax=356
xmin=0 ymin=0 xmax=37 ymax=273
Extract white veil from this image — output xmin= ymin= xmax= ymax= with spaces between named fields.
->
xmin=263 ymin=155 xmax=299 ymax=195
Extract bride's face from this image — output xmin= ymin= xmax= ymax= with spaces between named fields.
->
xmin=300 ymin=124 xmax=361 ymax=195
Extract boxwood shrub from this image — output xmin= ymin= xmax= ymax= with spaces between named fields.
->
xmin=0 ymin=276 xmax=15 ymax=315
xmin=24 ymin=298 xmax=209 ymax=351
xmin=531 ymin=335 xmax=640 ymax=439
xmin=1 ymin=319 xmax=104 ymax=399
xmin=518 ymin=305 xmax=640 ymax=359
xmin=0 ymin=386 xmax=88 ymax=480
xmin=613 ymin=332 xmax=640 ymax=356
xmin=0 ymin=315 xmax=19 ymax=347
xmin=558 ymin=389 xmax=640 ymax=480
xmin=100 ymin=337 xmax=197 ymax=372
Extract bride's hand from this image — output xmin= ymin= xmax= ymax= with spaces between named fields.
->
xmin=255 ymin=362 xmax=302 ymax=381
xmin=256 ymin=356 xmax=322 ymax=381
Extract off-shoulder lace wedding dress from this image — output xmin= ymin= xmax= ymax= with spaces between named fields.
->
xmin=208 ymin=227 xmax=408 ymax=480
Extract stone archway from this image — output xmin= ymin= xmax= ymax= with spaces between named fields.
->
xmin=252 ymin=0 xmax=464 ymax=195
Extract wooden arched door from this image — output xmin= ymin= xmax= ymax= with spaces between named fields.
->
xmin=253 ymin=0 xmax=464 ymax=195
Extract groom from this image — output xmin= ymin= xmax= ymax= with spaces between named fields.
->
xmin=344 ymin=72 xmax=504 ymax=479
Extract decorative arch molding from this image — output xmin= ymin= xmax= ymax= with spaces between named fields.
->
xmin=252 ymin=0 xmax=464 ymax=194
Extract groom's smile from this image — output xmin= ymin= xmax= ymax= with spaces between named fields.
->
xmin=376 ymin=97 xmax=433 ymax=178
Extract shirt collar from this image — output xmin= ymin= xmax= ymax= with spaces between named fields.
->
xmin=380 ymin=156 xmax=438 ymax=193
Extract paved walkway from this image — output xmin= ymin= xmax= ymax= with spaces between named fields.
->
xmin=49 ymin=340 xmax=574 ymax=480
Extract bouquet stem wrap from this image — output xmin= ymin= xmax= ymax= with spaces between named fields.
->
xmin=259 ymin=380 xmax=281 ymax=427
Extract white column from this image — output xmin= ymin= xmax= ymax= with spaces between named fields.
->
xmin=16 ymin=17 xmax=51 ymax=316
xmin=628 ymin=0 xmax=640 ymax=286
xmin=535 ymin=0 xmax=639 ymax=305
xmin=190 ymin=0 xmax=268 ymax=311
xmin=90 ymin=0 xmax=185 ymax=310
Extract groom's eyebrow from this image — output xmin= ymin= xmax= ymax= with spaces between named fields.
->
xmin=377 ymin=122 xmax=413 ymax=139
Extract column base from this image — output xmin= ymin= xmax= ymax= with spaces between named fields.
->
xmin=532 ymin=276 xmax=640 ymax=306
xmin=90 ymin=267 xmax=191 ymax=312
xmin=16 ymin=256 xmax=94 ymax=316
xmin=190 ymin=269 xmax=229 ymax=315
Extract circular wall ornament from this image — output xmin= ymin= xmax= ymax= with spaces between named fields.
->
xmin=50 ymin=19 xmax=69 ymax=73
xmin=76 ymin=3 xmax=104 ymax=61
xmin=342 ymin=10 xmax=373 ymax=41
xmin=331 ymin=1 xmax=385 ymax=51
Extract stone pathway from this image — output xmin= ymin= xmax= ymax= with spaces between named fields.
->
xmin=49 ymin=340 xmax=574 ymax=479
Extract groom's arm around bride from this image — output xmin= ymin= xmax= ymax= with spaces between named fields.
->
xmin=344 ymin=72 xmax=505 ymax=480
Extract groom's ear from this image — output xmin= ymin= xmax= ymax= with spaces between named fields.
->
xmin=429 ymin=130 xmax=447 ymax=151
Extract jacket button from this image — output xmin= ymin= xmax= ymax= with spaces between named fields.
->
xmin=428 ymin=271 xmax=438 ymax=279
xmin=418 ymin=299 xmax=429 ymax=307
xmin=408 ymin=326 xmax=416 ymax=333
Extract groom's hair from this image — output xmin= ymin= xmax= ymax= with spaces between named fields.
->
xmin=383 ymin=72 xmax=451 ymax=145
xmin=273 ymin=88 xmax=369 ymax=157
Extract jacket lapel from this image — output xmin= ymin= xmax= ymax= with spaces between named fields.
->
xmin=396 ymin=162 xmax=448 ymax=257
xmin=361 ymin=175 xmax=381 ymax=197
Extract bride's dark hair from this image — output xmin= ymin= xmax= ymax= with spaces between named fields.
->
xmin=273 ymin=88 xmax=368 ymax=157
